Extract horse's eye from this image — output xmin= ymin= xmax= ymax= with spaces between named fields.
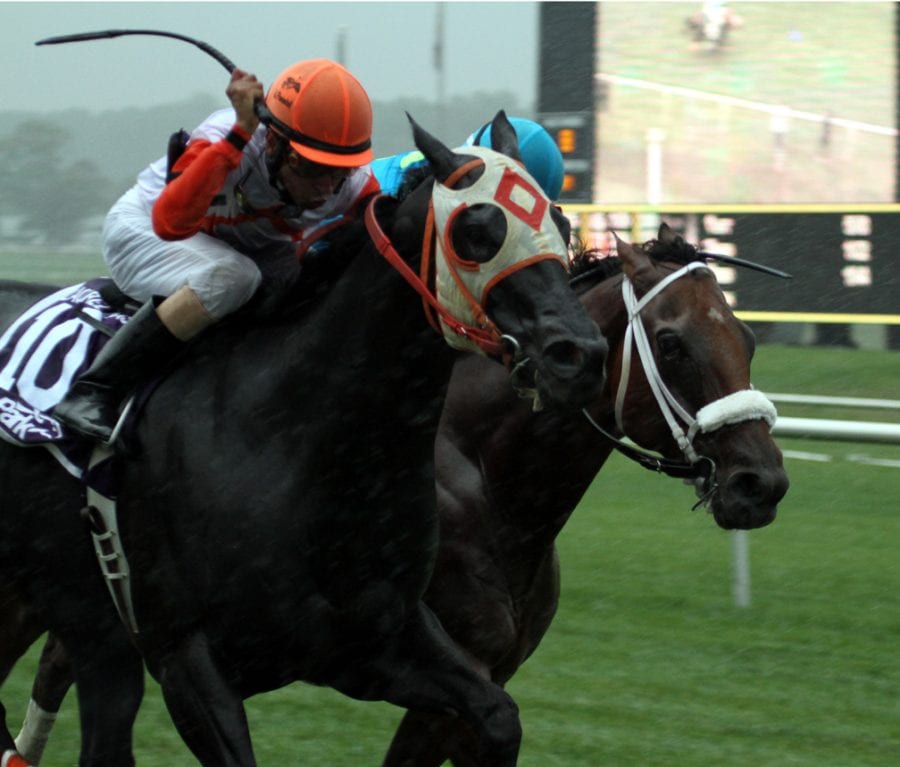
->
xmin=656 ymin=331 xmax=682 ymax=361
xmin=451 ymin=204 xmax=507 ymax=264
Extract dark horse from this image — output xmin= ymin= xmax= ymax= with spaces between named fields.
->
xmin=4 ymin=224 xmax=788 ymax=766
xmin=0 ymin=113 xmax=607 ymax=766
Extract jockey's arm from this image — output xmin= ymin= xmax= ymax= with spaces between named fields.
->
xmin=153 ymin=70 xmax=262 ymax=241
xmin=151 ymin=127 xmax=251 ymax=240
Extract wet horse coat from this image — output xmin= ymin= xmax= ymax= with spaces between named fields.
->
xmin=2 ymin=227 xmax=790 ymax=767
xmin=382 ymin=227 xmax=789 ymax=765
xmin=1 ymin=226 xmax=789 ymax=767
xmin=0 ymin=114 xmax=607 ymax=766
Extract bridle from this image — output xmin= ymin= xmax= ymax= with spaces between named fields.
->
xmin=365 ymin=188 xmax=505 ymax=357
xmin=582 ymin=261 xmax=777 ymax=506
xmin=363 ymin=160 xmax=506 ymax=357
xmin=364 ymin=151 xmax=568 ymax=363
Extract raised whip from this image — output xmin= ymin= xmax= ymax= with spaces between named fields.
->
xmin=36 ymin=29 xmax=238 ymax=73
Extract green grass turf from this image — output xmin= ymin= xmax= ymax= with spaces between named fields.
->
xmin=1 ymin=336 xmax=897 ymax=764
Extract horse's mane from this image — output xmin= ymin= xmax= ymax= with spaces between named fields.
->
xmin=396 ymin=163 xmax=434 ymax=201
xmin=643 ymin=232 xmax=702 ymax=265
xmin=568 ymin=242 xmax=621 ymax=286
xmin=567 ymin=230 xmax=703 ymax=290
xmin=247 ymin=206 xmax=378 ymax=324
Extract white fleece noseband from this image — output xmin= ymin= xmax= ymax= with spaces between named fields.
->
xmin=616 ymin=262 xmax=778 ymax=464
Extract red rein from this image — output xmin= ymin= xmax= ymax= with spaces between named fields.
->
xmin=363 ymin=160 xmax=507 ymax=357
xmin=364 ymin=159 xmax=563 ymax=360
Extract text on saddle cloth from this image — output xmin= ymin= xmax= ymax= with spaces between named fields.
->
xmin=0 ymin=279 xmax=130 ymax=477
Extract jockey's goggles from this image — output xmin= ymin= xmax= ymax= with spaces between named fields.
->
xmin=285 ymin=152 xmax=354 ymax=182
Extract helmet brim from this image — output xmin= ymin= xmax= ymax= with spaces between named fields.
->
xmin=290 ymin=140 xmax=374 ymax=168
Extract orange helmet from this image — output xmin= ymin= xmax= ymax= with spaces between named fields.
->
xmin=263 ymin=58 xmax=373 ymax=167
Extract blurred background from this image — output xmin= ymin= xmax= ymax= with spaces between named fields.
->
xmin=537 ymin=1 xmax=900 ymax=352
xmin=1 ymin=2 xmax=897 ymax=353
xmin=1 ymin=4 xmax=898 ymax=766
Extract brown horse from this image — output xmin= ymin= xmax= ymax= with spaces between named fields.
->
xmin=5 ymin=225 xmax=787 ymax=766
xmin=381 ymin=224 xmax=789 ymax=765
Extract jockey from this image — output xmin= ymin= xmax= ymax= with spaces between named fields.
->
xmin=54 ymin=59 xmax=378 ymax=443
xmin=371 ymin=116 xmax=565 ymax=200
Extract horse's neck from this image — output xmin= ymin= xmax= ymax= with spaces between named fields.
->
xmin=439 ymin=275 xmax=630 ymax=555
xmin=493 ymin=277 xmax=630 ymax=544
xmin=448 ymin=374 xmax=614 ymax=564
xmin=580 ymin=273 xmax=628 ymax=417
xmin=173 ymin=215 xmax=450 ymax=427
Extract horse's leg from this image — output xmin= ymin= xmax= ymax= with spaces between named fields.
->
xmin=1 ymin=691 xmax=34 ymax=766
xmin=337 ymin=603 xmax=520 ymax=767
xmin=1 ymin=712 xmax=34 ymax=767
xmin=0 ymin=587 xmax=43 ymax=684
xmin=154 ymin=631 xmax=256 ymax=766
xmin=67 ymin=628 xmax=144 ymax=767
xmin=14 ymin=634 xmax=74 ymax=765
xmin=383 ymin=710 xmax=482 ymax=767
xmin=0 ymin=588 xmax=42 ymax=766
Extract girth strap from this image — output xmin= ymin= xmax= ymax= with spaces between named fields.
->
xmin=83 ymin=443 xmax=140 ymax=636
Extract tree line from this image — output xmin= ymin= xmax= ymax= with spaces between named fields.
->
xmin=0 ymin=90 xmax=527 ymax=246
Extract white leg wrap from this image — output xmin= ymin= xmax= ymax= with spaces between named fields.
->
xmin=13 ymin=698 xmax=56 ymax=765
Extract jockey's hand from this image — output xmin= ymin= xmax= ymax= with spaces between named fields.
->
xmin=227 ymin=68 xmax=264 ymax=135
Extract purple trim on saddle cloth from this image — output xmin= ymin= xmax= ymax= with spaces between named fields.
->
xmin=0 ymin=279 xmax=130 ymax=479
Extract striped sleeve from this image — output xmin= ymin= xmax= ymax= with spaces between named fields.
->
xmin=151 ymin=124 xmax=253 ymax=241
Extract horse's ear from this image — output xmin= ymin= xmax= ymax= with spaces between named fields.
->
xmin=487 ymin=110 xmax=522 ymax=162
xmin=658 ymin=222 xmax=677 ymax=244
xmin=407 ymin=112 xmax=470 ymax=185
xmin=657 ymin=221 xmax=696 ymax=261
xmin=615 ymin=233 xmax=655 ymax=289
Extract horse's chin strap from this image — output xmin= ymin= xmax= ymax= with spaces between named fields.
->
xmin=584 ymin=261 xmax=777 ymax=494
xmin=581 ymin=408 xmax=714 ymax=481
xmin=364 ymin=191 xmax=505 ymax=359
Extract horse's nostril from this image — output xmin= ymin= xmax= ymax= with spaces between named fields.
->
xmin=543 ymin=338 xmax=606 ymax=379
xmin=727 ymin=468 xmax=788 ymax=505
xmin=727 ymin=470 xmax=764 ymax=501
xmin=545 ymin=340 xmax=581 ymax=371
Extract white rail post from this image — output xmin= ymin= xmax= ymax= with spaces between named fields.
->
xmin=645 ymin=128 xmax=665 ymax=205
xmin=731 ymin=530 xmax=751 ymax=608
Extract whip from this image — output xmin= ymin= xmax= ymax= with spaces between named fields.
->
xmin=34 ymin=28 xmax=291 ymax=132
xmin=36 ymin=29 xmax=238 ymax=73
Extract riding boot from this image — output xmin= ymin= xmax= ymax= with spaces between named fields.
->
xmin=53 ymin=298 xmax=183 ymax=443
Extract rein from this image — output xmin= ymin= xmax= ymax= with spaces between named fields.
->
xmin=582 ymin=261 xmax=777 ymax=502
xmin=364 ymin=190 xmax=505 ymax=358
xmin=363 ymin=156 xmax=562 ymax=361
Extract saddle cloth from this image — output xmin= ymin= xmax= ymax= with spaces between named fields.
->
xmin=0 ymin=279 xmax=131 ymax=479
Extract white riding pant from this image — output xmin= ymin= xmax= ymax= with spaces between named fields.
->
xmin=102 ymin=186 xmax=263 ymax=320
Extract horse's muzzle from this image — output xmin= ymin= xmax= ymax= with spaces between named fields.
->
xmin=533 ymin=333 xmax=608 ymax=412
xmin=710 ymin=463 xmax=790 ymax=529
xmin=501 ymin=332 xmax=607 ymax=413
